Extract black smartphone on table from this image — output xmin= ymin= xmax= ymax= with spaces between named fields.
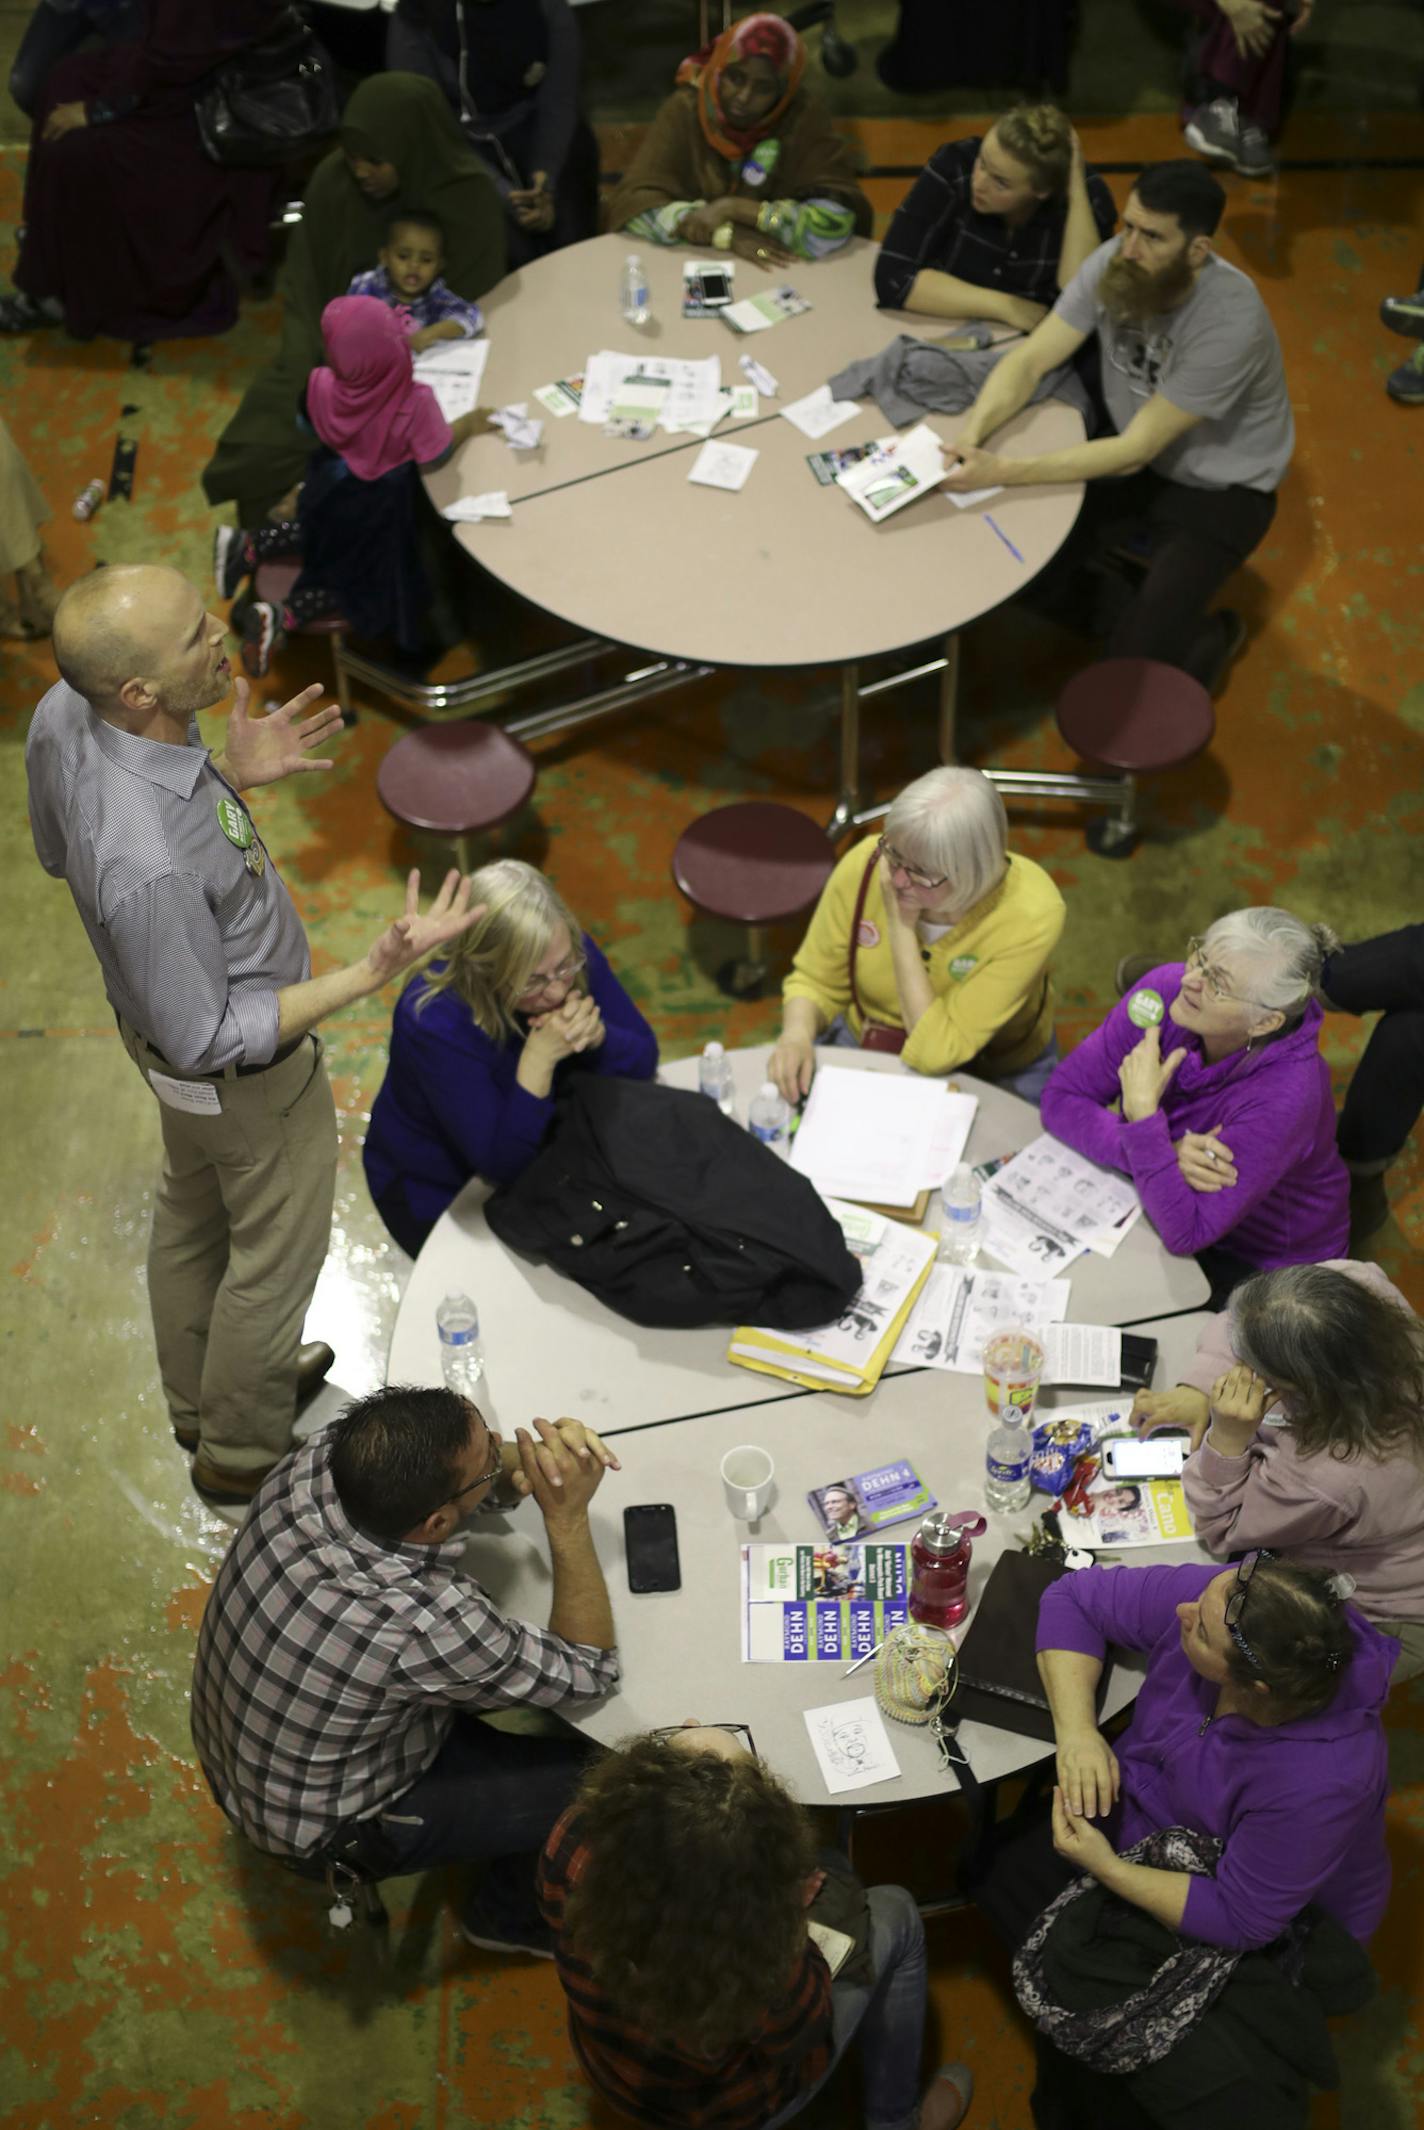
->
xmin=624 ymin=1503 xmax=681 ymax=1593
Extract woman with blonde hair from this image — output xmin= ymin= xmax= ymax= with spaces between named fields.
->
xmin=874 ymin=105 xmax=1115 ymax=328
xmin=768 ymin=767 xmax=1065 ymax=1105
xmin=364 ymin=859 xmax=657 ymax=1253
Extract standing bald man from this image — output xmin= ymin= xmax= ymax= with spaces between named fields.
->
xmin=26 ymin=566 xmax=480 ymax=1507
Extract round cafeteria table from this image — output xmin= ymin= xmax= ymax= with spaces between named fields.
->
xmin=455 ymin=1312 xmax=1217 ymax=1806
xmin=421 ymin=234 xmax=1086 ymax=824
xmin=385 ymin=1044 xmax=1209 ymax=1433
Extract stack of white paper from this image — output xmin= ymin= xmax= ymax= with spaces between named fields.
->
xmin=923 ymin=1091 xmax=979 ymax=1187
xmin=892 ymin=1266 xmax=1071 ymax=1372
xmin=413 ymin=337 xmax=490 ymax=423
xmin=790 ymin=1069 xmax=946 ymax=1208
xmin=981 ymin=1135 xmax=1142 ymax=1280
xmin=577 ymin=350 xmax=724 ymax=432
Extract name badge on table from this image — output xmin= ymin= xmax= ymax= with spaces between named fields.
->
xmin=148 ymin=1070 xmax=223 ymax=1115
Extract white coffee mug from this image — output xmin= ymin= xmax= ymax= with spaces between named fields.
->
xmin=721 ymin=1444 xmax=775 ymax=1521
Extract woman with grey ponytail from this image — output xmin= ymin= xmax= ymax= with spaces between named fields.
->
xmin=1041 ymin=905 xmax=1349 ymax=1305
xmin=1135 ymin=1258 xmax=1424 ymax=1681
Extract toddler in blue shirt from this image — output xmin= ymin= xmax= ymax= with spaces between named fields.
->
xmin=347 ymin=207 xmax=484 ymax=354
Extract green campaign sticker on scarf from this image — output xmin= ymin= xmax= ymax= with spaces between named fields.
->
xmin=216 ymin=796 xmax=254 ymax=850
xmin=948 ymin=955 xmax=978 ymax=982
xmin=1127 ymin=988 xmax=1164 ymax=1028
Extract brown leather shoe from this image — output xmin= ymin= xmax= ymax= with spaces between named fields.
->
xmin=191 ymin=1454 xmax=279 ymax=1509
xmin=173 ymin=1423 xmax=200 ymax=1453
xmin=296 ymin=1340 xmax=336 ymax=1409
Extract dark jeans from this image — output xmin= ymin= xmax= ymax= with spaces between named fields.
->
xmin=326 ymin=1712 xmax=597 ymax=1922
xmin=9 ymin=0 xmax=143 ymax=116
xmin=1324 ymin=925 xmax=1424 ymax=1165
xmin=1041 ymin=468 xmax=1277 ymax=680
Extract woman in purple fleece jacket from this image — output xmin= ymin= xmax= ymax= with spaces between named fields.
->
xmin=1041 ymin=907 xmax=1348 ymax=1298
xmin=1036 ymin=1557 xmax=1394 ymax=1952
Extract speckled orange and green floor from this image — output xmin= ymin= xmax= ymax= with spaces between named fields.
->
xmin=3 ymin=92 xmax=1424 ymax=2130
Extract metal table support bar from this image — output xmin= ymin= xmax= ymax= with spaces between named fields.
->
xmin=503 ymin=659 xmax=715 ymax=744
xmin=979 ymin=764 xmax=1140 ymax=843
xmin=825 ymin=632 xmax=960 ymax=839
xmin=332 ymin=635 xmax=611 ymax=722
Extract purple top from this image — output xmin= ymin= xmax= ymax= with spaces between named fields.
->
xmin=1037 ymin=1562 xmax=1394 ymax=1949
xmin=363 ymin=935 xmax=658 ymax=1232
xmin=346 ymin=265 xmax=484 ymax=340
xmin=1040 ymin=963 xmax=1348 ymax=1265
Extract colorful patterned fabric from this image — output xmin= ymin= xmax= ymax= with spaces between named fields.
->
xmin=675 ymin=12 xmax=805 ymax=160
xmin=346 ymin=264 xmax=484 ymax=339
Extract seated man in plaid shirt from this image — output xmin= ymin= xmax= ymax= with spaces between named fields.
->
xmin=191 ymin=1386 xmax=618 ymax=1955
xmin=539 ymin=1723 xmax=975 ymax=2130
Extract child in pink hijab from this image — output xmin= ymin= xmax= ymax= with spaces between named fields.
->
xmin=214 ymin=295 xmax=485 ymax=676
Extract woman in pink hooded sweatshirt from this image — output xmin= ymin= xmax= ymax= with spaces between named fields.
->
xmin=1136 ymin=1259 xmax=1424 ymax=1680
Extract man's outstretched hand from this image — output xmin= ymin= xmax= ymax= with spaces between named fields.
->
xmin=362 ymin=869 xmax=486 ymax=990
xmin=220 ymin=679 xmax=345 ymax=789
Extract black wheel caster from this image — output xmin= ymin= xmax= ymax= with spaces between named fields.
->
xmin=717 ymin=957 xmax=769 ymax=1000
xmin=1086 ymin=818 xmax=1139 ymax=859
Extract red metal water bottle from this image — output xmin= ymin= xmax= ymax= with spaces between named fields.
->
xmin=909 ymin=1510 xmax=987 ymax=1629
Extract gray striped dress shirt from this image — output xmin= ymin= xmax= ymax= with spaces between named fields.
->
xmin=191 ymin=1432 xmax=620 ymax=1857
xmin=26 ymin=680 xmax=310 ymax=1072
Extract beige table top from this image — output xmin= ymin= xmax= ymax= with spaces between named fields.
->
xmin=423 ymin=232 xmax=1084 ymax=665
xmin=458 ymin=1314 xmax=1216 ymax=1805
xmin=385 ymin=1044 xmax=1208 ymax=1434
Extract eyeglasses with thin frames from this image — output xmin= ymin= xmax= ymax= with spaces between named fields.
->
xmin=652 ymin=1722 xmax=757 ymax=1756
xmin=419 ymin=1429 xmax=503 ymax=1527
xmin=518 ymin=949 xmax=587 ymax=1000
xmin=875 ymin=836 xmax=949 ymax=893
xmin=1223 ymin=1547 xmax=1273 ymax=1673
xmin=1185 ymin=938 xmax=1259 ymax=1008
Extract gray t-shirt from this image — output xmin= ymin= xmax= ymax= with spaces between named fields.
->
xmin=1055 ymin=239 xmax=1293 ymax=492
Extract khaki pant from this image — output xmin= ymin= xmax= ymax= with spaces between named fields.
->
xmin=1385 ymin=1617 xmax=1424 ymax=1686
xmin=119 ymin=1020 xmax=338 ymax=1471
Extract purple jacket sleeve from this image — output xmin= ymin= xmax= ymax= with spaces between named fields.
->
xmin=582 ymin=937 xmax=659 ymax=1085
xmin=1115 ymin=1083 xmax=1320 ymax=1255
xmin=1036 ymin=1562 xmax=1208 ymax=1658
xmin=1181 ymin=1768 xmax=1377 ymax=1951
xmin=400 ymin=1009 xmax=557 ymax=1190
xmin=1039 ymin=1010 xmax=1135 ymax=1172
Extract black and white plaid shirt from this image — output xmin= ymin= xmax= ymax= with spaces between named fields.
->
xmin=874 ymin=137 xmax=1116 ymax=313
xmin=191 ymin=1432 xmax=621 ymax=1859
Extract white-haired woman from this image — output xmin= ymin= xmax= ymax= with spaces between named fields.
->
xmin=1133 ymin=1260 xmax=1424 ymax=1679
xmin=1041 ymin=908 xmax=1349 ymax=1302
xmin=768 ymin=767 xmax=1066 ymax=1104
xmin=364 ymin=860 xmax=657 ymax=1254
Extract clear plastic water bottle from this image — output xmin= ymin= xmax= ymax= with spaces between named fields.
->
xmin=984 ymin=1412 xmax=1033 ymax=1514
xmin=748 ymin=1079 xmax=790 ymax=1155
xmin=437 ymin=1291 xmax=487 ymax=1404
xmin=619 ymin=253 xmax=651 ymax=327
xmin=698 ymin=1040 xmax=738 ymax=1119
xmin=938 ymin=1162 xmax=983 ymax=1265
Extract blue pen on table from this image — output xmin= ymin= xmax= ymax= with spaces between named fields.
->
xmin=984 ymin=513 xmax=1025 ymax=565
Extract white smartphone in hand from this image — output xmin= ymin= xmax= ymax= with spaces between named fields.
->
xmin=1101 ymin=1433 xmax=1190 ymax=1481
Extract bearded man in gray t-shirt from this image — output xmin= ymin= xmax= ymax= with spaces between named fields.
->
xmin=943 ymin=160 xmax=1291 ymax=691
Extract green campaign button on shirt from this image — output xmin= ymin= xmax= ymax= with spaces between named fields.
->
xmin=1127 ymin=988 xmax=1164 ymax=1028
xmin=216 ymin=796 xmax=254 ymax=850
xmin=948 ymin=954 xmax=978 ymax=982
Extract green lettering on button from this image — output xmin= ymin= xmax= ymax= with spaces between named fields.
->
xmin=1127 ymin=988 xmax=1164 ymax=1028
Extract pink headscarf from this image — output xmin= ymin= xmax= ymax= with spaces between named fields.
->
xmin=306 ymin=295 xmax=452 ymax=483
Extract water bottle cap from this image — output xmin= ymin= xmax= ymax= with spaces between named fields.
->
xmin=758 ymin=1080 xmax=778 ymax=1100
xmin=918 ymin=1510 xmax=968 ymax=1553
xmin=705 ymin=1040 xmax=725 ymax=1058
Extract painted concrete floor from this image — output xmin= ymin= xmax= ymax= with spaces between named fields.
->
xmin=2 ymin=92 xmax=1423 ymax=2130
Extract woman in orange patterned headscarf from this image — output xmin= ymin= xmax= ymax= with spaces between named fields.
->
xmin=605 ymin=11 xmax=869 ymax=266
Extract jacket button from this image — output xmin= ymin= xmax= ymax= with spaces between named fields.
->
xmin=591 ymin=1199 xmax=603 ymax=1212
xmin=569 ymin=1233 xmax=584 ymax=1247
xmin=615 ymin=1219 xmax=629 ymax=1231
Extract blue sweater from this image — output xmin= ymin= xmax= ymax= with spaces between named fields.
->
xmin=363 ymin=935 xmax=658 ymax=1238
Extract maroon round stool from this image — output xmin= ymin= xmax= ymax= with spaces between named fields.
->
xmin=377 ymin=721 xmax=537 ymax=873
xmin=672 ymin=800 xmax=835 ymax=998
xmin=1054 ymin=657 xmax=1215 ymax=858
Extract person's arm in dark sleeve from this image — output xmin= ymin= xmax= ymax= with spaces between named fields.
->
xmin=874 ymin=148 xmax=960 ymax=308
xmin=582 ymin=938 xmax=659 ymax=1082
xmin=532 ymin=0 xmax=580 ymax=185
xmin=401 ymin=1011 xmax=555 ymax=1189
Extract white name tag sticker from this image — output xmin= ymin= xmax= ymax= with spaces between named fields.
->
xmin=148 ymin=1069 xmax=223 ymax=1115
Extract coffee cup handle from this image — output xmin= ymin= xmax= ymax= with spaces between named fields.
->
xmin=743 ymin=1490 xmax=758 ymax=1518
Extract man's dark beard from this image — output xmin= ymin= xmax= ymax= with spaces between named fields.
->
xmin=1099 ymin=249 xmax=1195 ymax=325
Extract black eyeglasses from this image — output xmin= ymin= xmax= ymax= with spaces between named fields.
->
xmin=653 ymin=1722 xmax=757 ymax=1756
xmin=875 ymin=836 xmax=949 ymax=893
xmin=418 ymin=1431 xmax=503 ymax=1526
xmin=1223 ymin=1547 xmax=1273 ymax=1673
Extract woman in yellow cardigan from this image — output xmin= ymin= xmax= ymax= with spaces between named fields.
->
xmin=769 ymin=767 xmax=1065 ymax=1104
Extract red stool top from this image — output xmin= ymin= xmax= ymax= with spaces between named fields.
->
xmin=1056 ymin=658 xmax=1215 ymax=774
xmin=672 ymin=801 xmax=834 ymax=927
xmin=377 ymin=721 xmax=537 ymax=837
xmin=252 ymin=559 xmax=347 ymax=638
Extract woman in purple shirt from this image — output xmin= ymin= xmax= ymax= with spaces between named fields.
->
xmin=1040 ymin=906 xmax=1348 ymax=1303
xmin=364 ymin=859 xmax=658 ymax=1255
xmin=1037 ymin=1555 xmax=1394 ymax=1952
